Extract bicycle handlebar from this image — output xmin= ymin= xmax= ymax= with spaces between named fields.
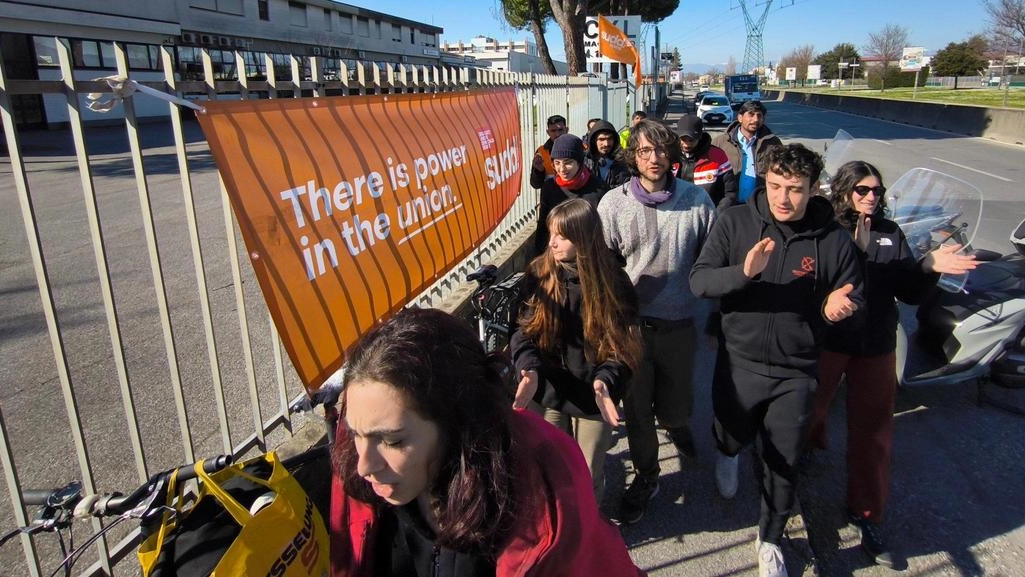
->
xmin=20 ymin=454 xmax=234 ymax=521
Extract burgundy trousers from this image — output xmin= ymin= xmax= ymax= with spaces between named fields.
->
xmin=807 ymin=350 xmax=897 ymax=524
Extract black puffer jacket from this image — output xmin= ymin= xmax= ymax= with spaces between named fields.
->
xmin=584 ymin=121 xmax=631 ymax=190
xmin=510 ymin=263 xmax=637 ymax=417
xmin=824 ymin=217 xmax=937 ymax=357
xmin=690 ymin=189 xmax=864 ymax=377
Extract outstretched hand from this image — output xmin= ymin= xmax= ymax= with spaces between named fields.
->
xmin=824 ymin=283 xmax=858 ymax=322
xmin=593 ymin=380 xmax=620 ymax=427
xmin=513 ymin=369 xmax=538 ymax=410
xmin=923 ymin=244 xmax=978 ymax=275
xmin=743 ymin=238 xmax=776 ymax=278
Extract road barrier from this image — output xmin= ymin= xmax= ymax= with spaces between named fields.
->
xmin=763 ymin=89 xmax=1025 ymax=146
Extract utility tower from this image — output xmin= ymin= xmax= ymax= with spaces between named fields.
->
xmin=738 ymin=0 xmax=773 ymax=73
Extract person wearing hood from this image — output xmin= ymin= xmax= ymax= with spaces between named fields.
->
xmin=673 ymin=114 xmax=738 ymax=210
xmin=690 ymin=143 xmax=864 ymax=577
xmin=712 ymin=100 xmax=782 ymax=204
xmin=532 ymin=133 xmax=607 ymax=256
xmin=585 ymin=120 xmax=631 ymax=190
xmin=511 ymin=198 xmax=642 ymax=502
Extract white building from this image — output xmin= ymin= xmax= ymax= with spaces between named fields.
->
xmin=442 ymin=35 xmax=567 ymax=74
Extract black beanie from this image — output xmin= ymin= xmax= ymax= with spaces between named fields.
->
xmin=551 ymin=133 xmax=585 ymax=163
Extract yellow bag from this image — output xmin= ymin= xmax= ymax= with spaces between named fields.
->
xmin=137 ymin=451 xmax=330 ymax=577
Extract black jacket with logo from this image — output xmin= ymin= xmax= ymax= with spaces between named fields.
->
xmin=690 ymin=188 xmax=864 ymax=377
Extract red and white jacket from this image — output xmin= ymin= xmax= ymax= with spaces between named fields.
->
xmin=673 ymin=132 xmax=738 ymax=209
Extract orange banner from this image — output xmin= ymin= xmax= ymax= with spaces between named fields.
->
xmin=598 ymin=15 xmax=642 ymax=85
xmin=197 ymin=88 xmax=522 ymax=390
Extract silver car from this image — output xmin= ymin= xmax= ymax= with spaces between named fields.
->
xmin=697 ymin=94 xmax=734 ymax=125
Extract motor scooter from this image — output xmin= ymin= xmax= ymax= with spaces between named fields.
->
xmin=891 ymin=168 xmax=1025 ymax=412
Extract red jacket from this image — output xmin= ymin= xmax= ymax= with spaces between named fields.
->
xmin=330 ymin=409 xmax=645 ymax=577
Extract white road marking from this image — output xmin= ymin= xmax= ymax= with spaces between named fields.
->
xmin=871 ymin=139 xmax=893 ymax=146
xmin=930 ymin=157 xmax=1013 ymax=182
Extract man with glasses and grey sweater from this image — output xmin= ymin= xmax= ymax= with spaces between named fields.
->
xmin=597 ymin=119 xmax=716 ymax=525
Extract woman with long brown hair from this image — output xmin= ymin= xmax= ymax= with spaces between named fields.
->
xmin=511 ymin=198 xmax=642 ymax=501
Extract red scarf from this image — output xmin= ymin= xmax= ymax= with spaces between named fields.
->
xmin=555 ymin=166 xmax=592 ymax=191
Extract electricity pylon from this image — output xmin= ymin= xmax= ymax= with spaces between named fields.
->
xmin=739 ymin=0 xmax=773 ymax=73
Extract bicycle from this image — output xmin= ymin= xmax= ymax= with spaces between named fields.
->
xmin=2 ymin=383 xmax=344 ymax=577
xmin=466 ymin=263 xmax=524 ymax=353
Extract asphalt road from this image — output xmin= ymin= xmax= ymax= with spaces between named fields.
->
xmin=2 ymin=90 xmax=1024 ymax=576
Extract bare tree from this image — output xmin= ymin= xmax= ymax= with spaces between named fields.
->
xmin=775 ymin=45 xmax=815 ymax=82
xmin=548 ymin=0 xmax=588 ymax=73
xmin=984 ymin=0 xmax=1025 ymax=40
xmin=865 ymin=24 xmax=909 ymax=91
xmin=726 ymin=56 xmax=737 ymax=75
xmin=984 ymin=0 xmax=1025 ymax=74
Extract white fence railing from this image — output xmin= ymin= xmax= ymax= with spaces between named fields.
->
xmin=0 ymin=38 xmax=642 ymax=576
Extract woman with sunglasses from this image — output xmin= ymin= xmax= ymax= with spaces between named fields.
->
xmin=806 ymin=160 xmax=977 ymax=567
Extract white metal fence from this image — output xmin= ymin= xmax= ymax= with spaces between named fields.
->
xmin=0 ymin=38 xmax=641 ymax=576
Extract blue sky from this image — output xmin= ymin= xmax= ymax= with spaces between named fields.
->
xmin=348 ymin=0 xmax=994 ymax=68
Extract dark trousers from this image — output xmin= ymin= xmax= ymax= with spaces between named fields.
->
xmin=712 ymin=346 xmax=816 ymax=544
xmin=807 ymin=350 xmax=897 ymax=524
xmin=623 ymin=318 xmax=696 ymax=480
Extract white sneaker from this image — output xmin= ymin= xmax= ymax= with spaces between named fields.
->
xmin=757 ymin=540 xmax=788 ymax=577
xmin=715 ymin=451 xmax=739 ymax=499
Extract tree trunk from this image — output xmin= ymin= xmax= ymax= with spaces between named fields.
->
xmin=549 ymin=0 xmax=588 ymax=73
xmin=529 ymin=0 xmax=558 ymax=74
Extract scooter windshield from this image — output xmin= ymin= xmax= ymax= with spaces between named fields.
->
xmin=887 ymin=168 xmax=983 ymax=293
xmin=818 ymin=129 xmax=855 ymax=197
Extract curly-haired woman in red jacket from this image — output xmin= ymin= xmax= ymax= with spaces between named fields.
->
xmin=330 ymin=307 xmax=644 ymax=577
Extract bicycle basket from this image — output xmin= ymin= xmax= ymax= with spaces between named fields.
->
xmin=139 ymin=451 xmax=329 ymax=577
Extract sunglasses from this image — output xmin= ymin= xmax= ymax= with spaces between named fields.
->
xmin=853 ymin=185 xmax=886 ymax=196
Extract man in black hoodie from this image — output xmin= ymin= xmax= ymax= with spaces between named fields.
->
xmin=584 ymin=120 xmax=631 ymax=190
xmin=689 ymin=143 xmax=863 ymax=577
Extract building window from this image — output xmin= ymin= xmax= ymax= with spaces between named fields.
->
xmin=33 ymin=36 xmax=59 ymax=66
xmin=356 ymin=17 xmax=369 ymax=37
xmin=339 ymin=16 xmax=353 ymax=34
xmin=410 ymin=29 xmax=415 ymax=44
xmin=258 ymin=0 xmax=269 ymax=20
xmin=324 ymin=8 xmax=332 ymax=31
xmin=127 ymin=43 xmax=161 ymax=71
xmin=289 ymin=2 xmax=307 ymax=27
xmin=392 ymin=24 xmax=402 ymax=43
xmin=189 ymin=0 xmax=243 ymax=15
xmin=70 ymin=39 xmax=117 ymax=68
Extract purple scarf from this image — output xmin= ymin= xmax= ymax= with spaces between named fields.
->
xmin=628 ymin=175 xmax=675 ymax=206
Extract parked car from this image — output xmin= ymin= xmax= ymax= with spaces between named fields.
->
xmin=696 ymin=94 xmax=734 ymax=125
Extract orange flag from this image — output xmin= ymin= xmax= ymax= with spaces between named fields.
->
xmin=598 ymin=15 xmax=642 ymax=86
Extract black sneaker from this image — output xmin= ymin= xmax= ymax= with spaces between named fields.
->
xmin=618 ymin=475 xmax=660 ymax=525
xmin=667 ymin=426 xmax=696 ymax=459
xmin=849 ymin=515 xmax=894 ymax=568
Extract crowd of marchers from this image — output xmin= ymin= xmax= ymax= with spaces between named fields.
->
xmin=326 ymin=100 xmax=977 ymax=577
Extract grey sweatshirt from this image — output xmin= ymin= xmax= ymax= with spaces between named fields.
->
xmin=598 ymin=178 xmax=715 ymax=320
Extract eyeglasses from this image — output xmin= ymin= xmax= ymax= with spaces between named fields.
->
xmin=853 ymin=185 xmax=886 ymax=196
xmin=635 ymin=146 xmax=669 ymax=159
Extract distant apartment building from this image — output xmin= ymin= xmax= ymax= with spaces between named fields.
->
xmin=0 ymin=0 xmax=450 ymax=126
xmin=442 ymin=35 xmax=567 ymax=74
